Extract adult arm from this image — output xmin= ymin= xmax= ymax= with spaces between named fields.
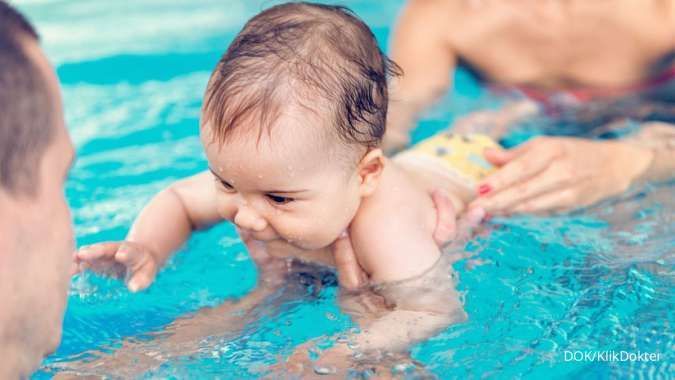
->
xmin=385 ymin=0 xmax=457 ymax=153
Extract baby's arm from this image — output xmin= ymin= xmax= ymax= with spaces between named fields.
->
xmin=345 ymin=174 xmax=464 ymax=352
xmin=54 ymin=242 xmax=291 ymax=378
xmin=279 ymin=191 xmax=465 ymax=376
xmin=126 ymin=170 xmax=223 ymax=264
xmin=76 ymin=170 xmax=224 ymax=291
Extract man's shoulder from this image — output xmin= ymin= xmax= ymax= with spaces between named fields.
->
xmin=407 ymin=0 xmax=460 ymax=11
xmin=400 ymin=0 xmax=470 ymax=45
xmin=401 ymin=0 xmax=468 ymax=25
xmin=404 ymin=0 xmax=464 ymax=21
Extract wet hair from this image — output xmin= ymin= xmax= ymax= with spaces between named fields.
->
xmin=203 ymin=2 xmax=401 ymax=151
xmin=0 ymin=1 xmax=54 ymax=197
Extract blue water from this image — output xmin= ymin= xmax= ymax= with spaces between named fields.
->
xmin=19 ymin=1 xmax=674 ymax=378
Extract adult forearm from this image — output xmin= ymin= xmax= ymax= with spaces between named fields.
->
xmin=349 ymin=309 xmax=458 ymax=353
xmin=624 ymin=122 xmax=675 ymax=183
xmin=639 ymin=146 xmax=675 ymax=182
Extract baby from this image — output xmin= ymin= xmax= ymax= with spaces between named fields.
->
xmin=77 ymin=2 xmax=496 ymax=371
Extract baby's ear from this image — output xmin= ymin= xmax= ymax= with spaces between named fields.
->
xmin=357 ymin=148 xmax=385 ymax=197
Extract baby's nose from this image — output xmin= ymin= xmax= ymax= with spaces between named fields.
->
xmin=233 ymin=206 xmax=267 ymax=232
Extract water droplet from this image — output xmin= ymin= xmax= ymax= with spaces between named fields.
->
xmin=313 ymin=365 xmax=336 ymax=375
xmin=392 ymin=363 xmax=414 ymax=374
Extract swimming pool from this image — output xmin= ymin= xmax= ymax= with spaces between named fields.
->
xmin=20 ymin=0 xmax=673 ymax=378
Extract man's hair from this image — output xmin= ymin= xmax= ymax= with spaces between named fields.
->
xmin=203 ymin=2 xmax=401 ymax=150
xmin=0 ymin=1 xmax=54 ymax=196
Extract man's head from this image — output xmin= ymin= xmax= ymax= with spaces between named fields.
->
xmin=201 ymin=2 xmax=399 ymax=249
xmin=0 ymin=1 xmax=75 ymax=376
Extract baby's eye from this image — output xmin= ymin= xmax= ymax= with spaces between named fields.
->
xmin=216 ymin=178 xmax=235 ymax=192
xmin=267 ymin=194 xmax=294 ymax=205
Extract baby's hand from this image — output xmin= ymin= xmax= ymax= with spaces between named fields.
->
xmin=75 ymin=241 xmax=159 ymax=292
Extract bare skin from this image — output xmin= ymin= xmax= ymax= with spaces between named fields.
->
xmin=72 ymin=100 xmax=489 ymax=375
xmin=385 ymin=0 xmax=675 ymax=214
xmin=0 ymin=36 xmax=76 ymax=378
xmin=58 ymin=194 xmax=480 ymax=378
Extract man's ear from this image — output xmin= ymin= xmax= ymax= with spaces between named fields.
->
xmin=357 ymin=148 xmax=385 ymax=197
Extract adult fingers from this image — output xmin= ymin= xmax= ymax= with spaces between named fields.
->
xmin=510 ymin=187 xmax=579 ymax=214
xmin=453 ymin=206 xmax=486 ymax=244
xmin=482 ymin=145 xmax=525 ymax=166
xmin=430 ymin=189 xmax=457 ymax=245
xmin=333 ymin=233 xmax=367 ymax=290
xmin=471 ymin=166 xmax=568 ymax=213
xmin=441 ymin=207 xmax=486 ymax=263
xmin=475 ymin=144 xmax=557 ymax=199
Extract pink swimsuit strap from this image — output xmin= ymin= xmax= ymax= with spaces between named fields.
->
xmin=497 ymin=65 xmax=675 ymax=105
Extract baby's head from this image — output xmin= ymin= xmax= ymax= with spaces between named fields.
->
xmin=200 ymin=2 xmax=399 ymax=249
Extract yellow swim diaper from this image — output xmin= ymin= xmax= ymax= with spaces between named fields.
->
xmin=397 ymin=132 xmax=498 ymax=187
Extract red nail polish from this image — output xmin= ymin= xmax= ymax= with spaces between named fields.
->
xmin=478 ymin=184 xmax=492 ymax=195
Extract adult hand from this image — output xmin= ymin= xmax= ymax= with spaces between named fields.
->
xmin=469 ymin=136 xmax=653 ymax=214
xmin=334 ymin=189 xmax=486 ymax=290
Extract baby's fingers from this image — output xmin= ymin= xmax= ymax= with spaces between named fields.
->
xmin=77 ymin=242 xmax=122 ymax=261
xmin=70 ymin=257 xmax=80 ymax=276
xmin=125 ymin=259 xmax=157 ymax=292
xmin=115 ymin=242 xmax=158 ymax=292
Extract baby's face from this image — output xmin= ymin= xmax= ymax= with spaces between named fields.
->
xmin=202 ymin=109 xmax=363 ymax=250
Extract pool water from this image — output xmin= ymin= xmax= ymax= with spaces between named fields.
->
xmin=18 ymin=0 xmax=674 ymax=378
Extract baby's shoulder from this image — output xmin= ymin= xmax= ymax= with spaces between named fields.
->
xmin=349 ymin=165 xmax=439 ymax=283
xmin=354 ymin=163 xmax=433 ymax=231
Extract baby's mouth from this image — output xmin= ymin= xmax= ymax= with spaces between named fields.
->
xmin=236 ymin=226 xmax=279 ymax=242
xmin=248 ymin=229 xmax=280 ymax=242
